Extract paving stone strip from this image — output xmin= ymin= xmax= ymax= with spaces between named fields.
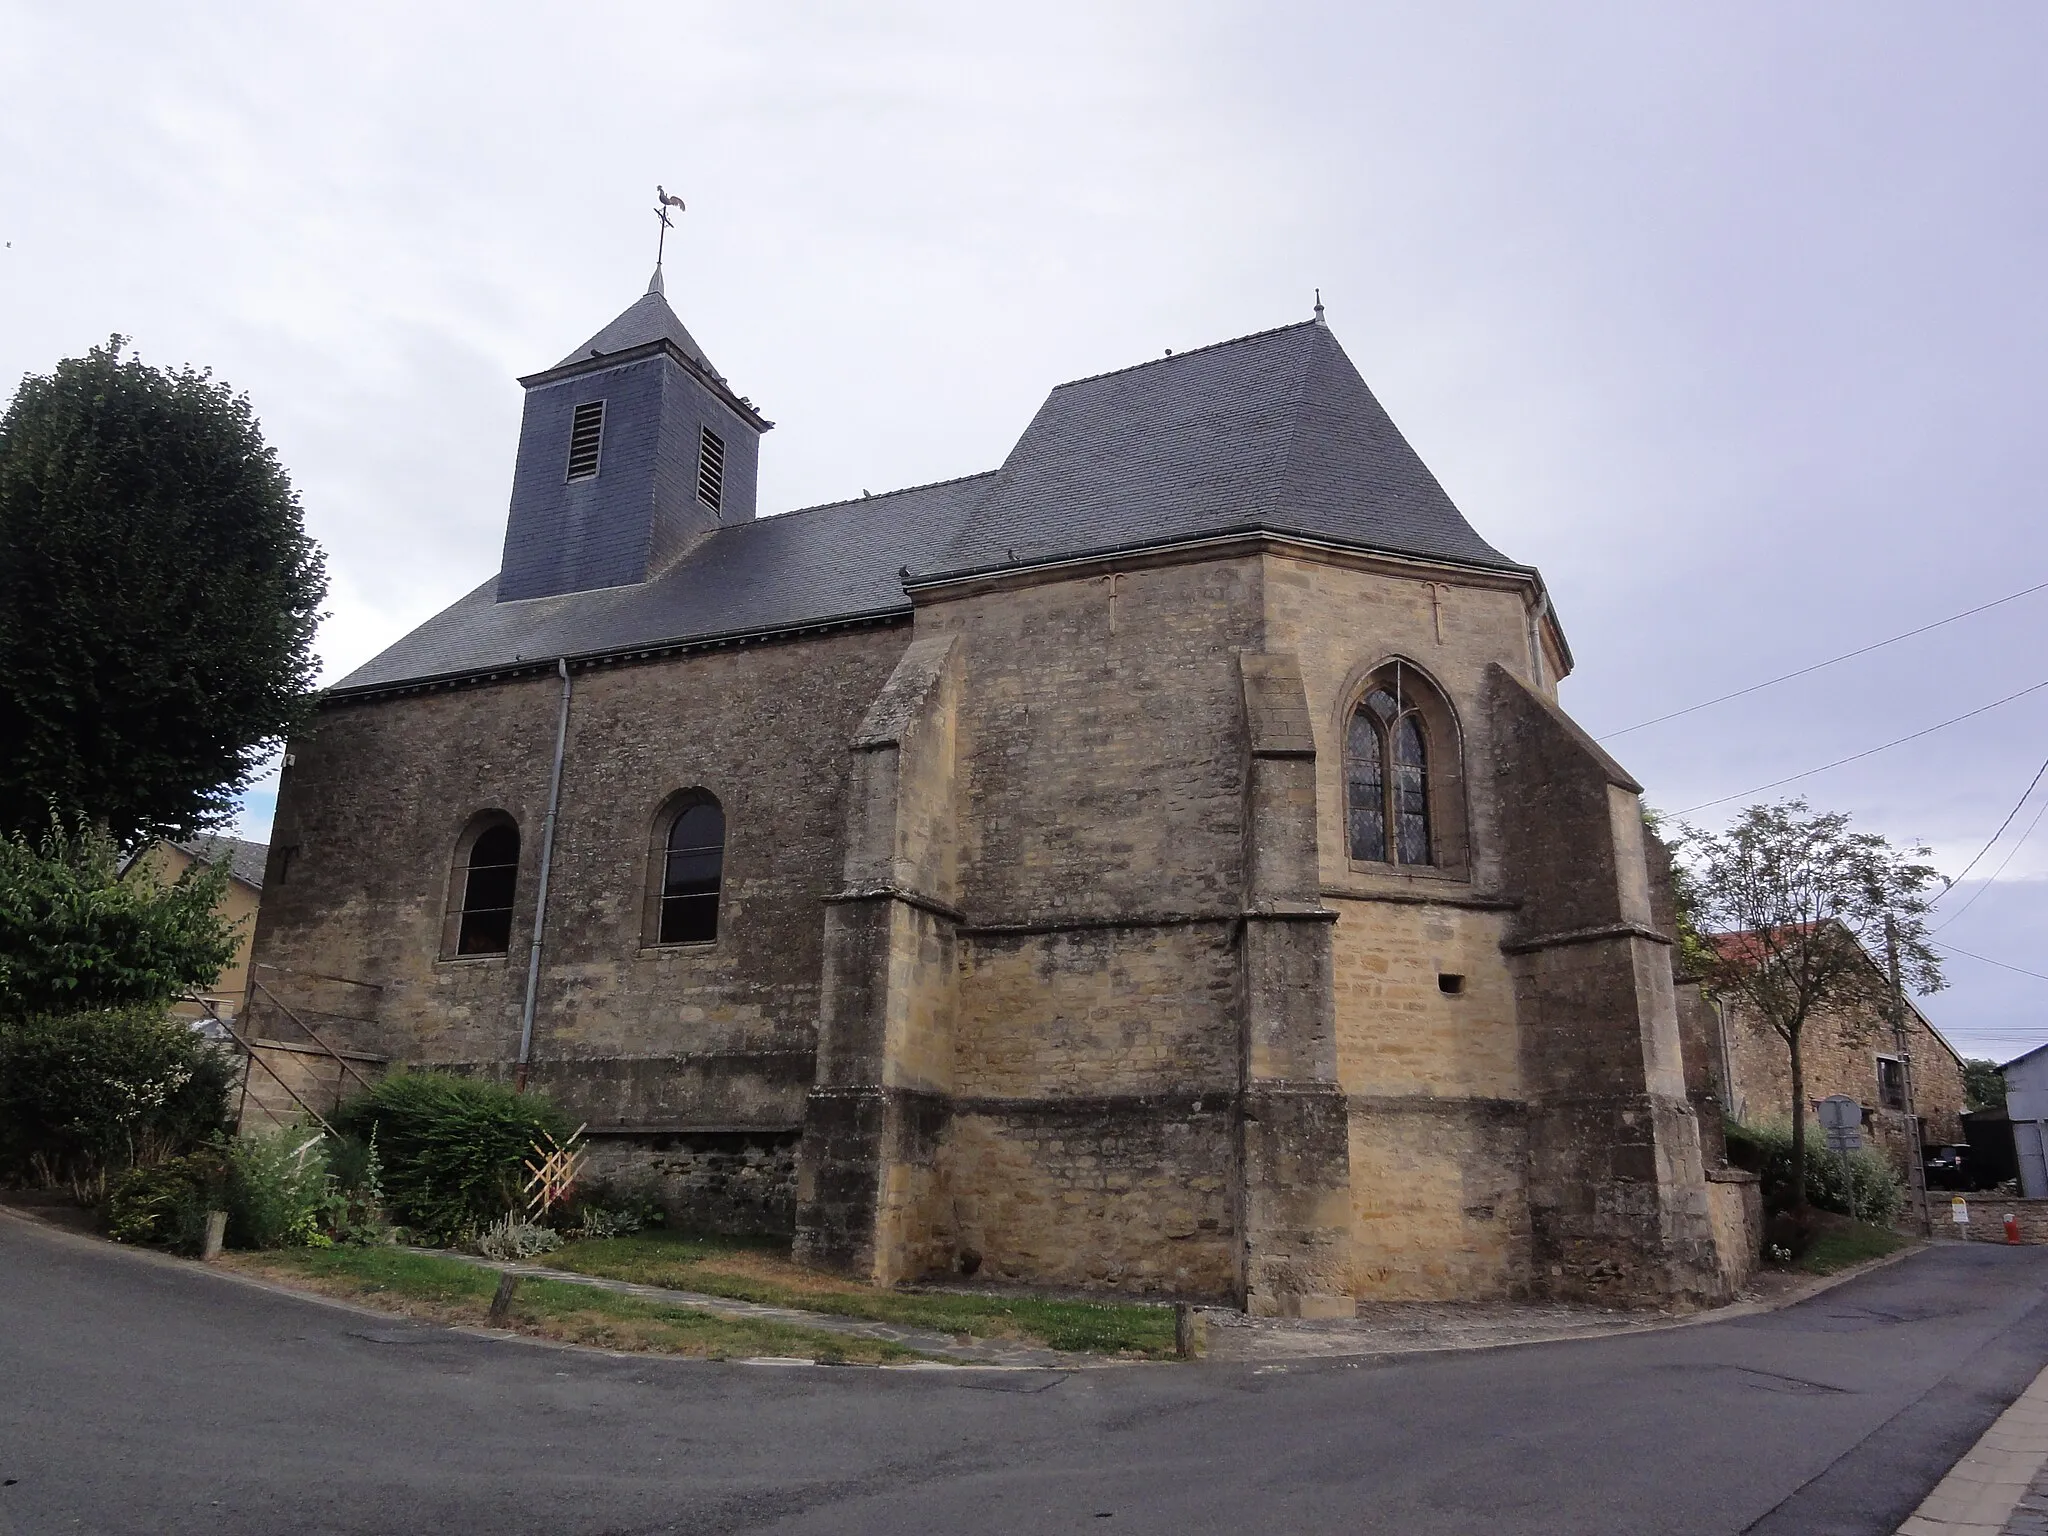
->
xmin=1894 ymin=1361 xmax=2048 ymax=1535
xmin=415 ymin=1248 xmax=1092 ymax=1368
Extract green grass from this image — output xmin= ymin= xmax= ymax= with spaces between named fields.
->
xmin=544 ymin=1230 xmax=1180 ymax=1356
xmin=228 ymin=1245 xmax=929 ymax=1364
xmin=1793 ymin=1221 xmax=1911 ymax=1276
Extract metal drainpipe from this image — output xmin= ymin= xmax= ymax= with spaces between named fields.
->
xmin=515 ymin=658 xmax=573 ymax=1092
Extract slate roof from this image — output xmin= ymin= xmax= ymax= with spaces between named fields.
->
xmin=334 ymin=474 xmax=993 ymax=692
xmin=175 ymin=835 xmax=269 ymax=889
xmin=333 ymin=313 xmax=1534 ymax=698
xmin=552 ymin=278 xmax=716 ymax=375
xmin=930 ymin=321 xmax=1518 ymax=578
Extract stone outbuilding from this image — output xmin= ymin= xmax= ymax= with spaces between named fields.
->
xmin=1708 ymin=928 xmax=1969 ymax=1166
xmin=244 ymin=266 xmax=1757 ymax=1313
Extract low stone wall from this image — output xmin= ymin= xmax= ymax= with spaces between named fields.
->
xmin=581 ymin=1129 xmax=800 ymax=1237
xmin=1705 ymin=1168 xmax=1762 ymax=1289
xmin=1943 ymin=1195 xmax=2048 ymax=1245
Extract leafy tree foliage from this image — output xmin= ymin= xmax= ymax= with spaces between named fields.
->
xmin=1962 ymin=1058 xmax=2006 ymax=1112
xmin=0 ymin=338 xmax=327 ymax=843
xmin=0 ymin=1005 xmax=236 ymax=1185
xmin=0 ymin=818 xmax=238 ymax=1022
xmin=1679 ymin=800 xmax=1944 ymax=1211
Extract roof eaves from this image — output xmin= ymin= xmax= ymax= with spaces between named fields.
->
xmin=904 ymin=521 xmax=1541 ymax=592
xmin=516 ymin=339 xmax=773 ymax=433
xmin=321 ymin=604 xmax=915 ymax=706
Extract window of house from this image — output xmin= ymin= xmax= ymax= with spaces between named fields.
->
xmin=456 ymin=822 xmax=520 ymax=955
xmin=697 ymin=426 xmax=725 ymax=511
xmin=658 ymin=797 xmax=725 ymax=944
xmin=565 ymin=401 xmax=605 ymax=481
xmin=1346 ymin=681 xmax=1432 ymax=866
xmin=1878 ymin=1056 xmax=1907 ymax=1110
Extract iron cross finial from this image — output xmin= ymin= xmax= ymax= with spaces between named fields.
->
xmin=653 ymin=185 xmax=686 ymax=272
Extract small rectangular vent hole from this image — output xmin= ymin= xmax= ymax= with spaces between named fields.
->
xmin=1438 ymin=974 xmax=1465 ymax=995
xmin=697 ymin=426 xmax=726 ymax=510
xmin=565 ymin=400 xmax=605 ymax=481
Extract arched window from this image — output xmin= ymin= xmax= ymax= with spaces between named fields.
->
xmin=657 ymin=795 xmax=725 ymax=944
xmin=1346 ymin=679 xmax=1433 ymax=866
xmin=456 ymin=821 xmax=520 ymax=955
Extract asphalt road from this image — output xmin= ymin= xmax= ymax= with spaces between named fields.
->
xmin=6 ymin=1213 xmax=2048 ymax=1536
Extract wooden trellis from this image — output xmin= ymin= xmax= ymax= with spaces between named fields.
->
xmin=522 ymin=1126 xmax=588 ymax=1219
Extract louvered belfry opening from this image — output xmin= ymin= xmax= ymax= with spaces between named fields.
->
xmin=697 ymin=426 xmax=725 ymax=510
xmin=565 ymin=400 xmax=606 ymax=481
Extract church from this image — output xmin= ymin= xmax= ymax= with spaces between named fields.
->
xmin=243 ymin=259 xmax=1759 ymax=1316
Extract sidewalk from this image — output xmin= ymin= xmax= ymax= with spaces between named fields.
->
xmin=1898 ymin=1364 xmax=2048 ymax=1535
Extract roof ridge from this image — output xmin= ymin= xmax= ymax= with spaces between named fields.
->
xmin=1048 ymin=318 xmax=1323 ymax=392
xmin=772 ymin=468 xmax=999 ymax=521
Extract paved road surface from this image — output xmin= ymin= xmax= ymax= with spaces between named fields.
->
xmin=6 ymin=1213 xmax=2048 ymax=1535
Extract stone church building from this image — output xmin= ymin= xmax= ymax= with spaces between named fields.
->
xmin=245 ymin=267 xmax=1758 ymax=1316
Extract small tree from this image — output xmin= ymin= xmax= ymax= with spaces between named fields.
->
xmin=0 ymin=339 xmax=327 ymax=844
xmin=1680 ymin=799 xmax=1943 ymax=1212
xmin=0 ymin=817 xmax=237 ymax=1021
xmin=1961 ymin=1058 xmax=2006 ymax=1113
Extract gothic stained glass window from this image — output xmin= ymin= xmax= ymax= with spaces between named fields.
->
xmin=1345 ymin=707 xmax=1387 ymax=863
xmin=1345 ymin=677 xmax=1435 ymax=869
xmin=1393 ymin=714 xmax=1431 ymax=865
xmin=659 ymin=798 xmax=725 ymax=944
xmin=457 ymin=822 xmax=519 ymax=955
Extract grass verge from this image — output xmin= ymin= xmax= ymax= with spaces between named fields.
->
xmin=223 ymin=1245 xmax=930 ymax=1364
xmin=1793 ymin=1221 xmax=1911 ymax=1276
xmin=544 ymin=1231 xmax=1179 ymax=1356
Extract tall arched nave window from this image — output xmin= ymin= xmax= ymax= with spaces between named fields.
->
xmin=1345 ymin=674 xmax=1433 ymax=867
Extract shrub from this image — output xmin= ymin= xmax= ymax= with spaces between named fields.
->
xmin=1726 ymin=1118 xmax=1904 ymax=1227
xmin=106 ymin=1147 xmax=229 ymax=1252
xmin=474 ymin=1213 xmax=561 ymax=1261
xmin=333 ymin=1072 xmax=571 ymax=1244
xmin=227 ymin=1126 xmax=334 ymax=1249
xmin=0 ymin=1006 xmax=235 ymax=1187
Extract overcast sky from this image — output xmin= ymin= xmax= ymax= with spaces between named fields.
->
xmin=4 ymin=2 xmax=2043 ymax=1059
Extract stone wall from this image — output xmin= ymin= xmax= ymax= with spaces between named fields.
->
xmin=249 ymin=623 xmax=910 ymax=1150
xmin=582 ymin=1129 xmax=798 ymax=1237
xmin=1947 ymin=1197 xmax=2048 ymax=1244
xmin=1722 ymin=994 xmax=1970 ymax=1153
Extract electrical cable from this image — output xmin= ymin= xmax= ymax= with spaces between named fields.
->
xmin=1933 ymin=752 xmax=2048 ymax=904
xmin=1673 ymin=677 xmax=2048 ymax=816
xmin=1597 ymin=577 xmax=2048 ymax=741
xmin=1934 ymin=941 xmax=2048 ymax=986
xmin=1936 ymin=792 xmax=2048 ymax=932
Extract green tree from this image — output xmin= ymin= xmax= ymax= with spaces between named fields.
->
xmin=1679 ymin=800 xmax=1944 ymax=1212
xmin=1961 ymin=1058 xmax=2006 ymax=1112
xmin=0 ymin=817 xmax=237 ymax=1021
xmin=0 ymin=338 xmax=327 ymax=843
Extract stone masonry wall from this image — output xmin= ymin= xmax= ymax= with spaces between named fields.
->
xmin=1722 ymin=996 xmax=1970 ymax=1153
xmin=250 ymin=624 xmax=910 ymax=1163
xmin=907 ymin=558 xmax=1264 ymax=1298
xmin=1329 ymin=898 xmax=1531 ymax=1298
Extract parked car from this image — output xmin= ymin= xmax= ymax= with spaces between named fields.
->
xmin=1925 ymin=1144 xmax=1987 ymax=1191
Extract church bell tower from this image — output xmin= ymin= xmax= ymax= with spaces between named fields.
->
xmin=495 ymin=267 xmax=772 ymax=603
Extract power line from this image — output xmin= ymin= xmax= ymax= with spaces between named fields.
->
xmin=1598 ymin=577 xmax=2048 ymax=742
xmin=1935 ymin=940 xmax=2048 ymax=986
xmin=1934 ymin=752 xmax=2048 ymax=903
xmin=1936 ymin=789 xmax=2048 ymax=932
xmin=1674 ymin=677 xmax=2048 ymax=816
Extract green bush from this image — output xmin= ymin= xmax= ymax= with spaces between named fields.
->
xmin=226 ymin=1126 xmax=335 ymax=1249
xmin=333 ymin=1072 xmax=570 ymax=1244
xmin=106 ymin=1147 xmax=228 ymax=1252
xmin=1726 ymin=1118 xmax=1904 ymax=1226
xmin=0 ymin=1006 xmax=235 ymax=1186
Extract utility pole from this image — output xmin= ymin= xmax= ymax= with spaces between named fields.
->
xmin=1888 ymin=914 xmax=1933 ymax=1238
